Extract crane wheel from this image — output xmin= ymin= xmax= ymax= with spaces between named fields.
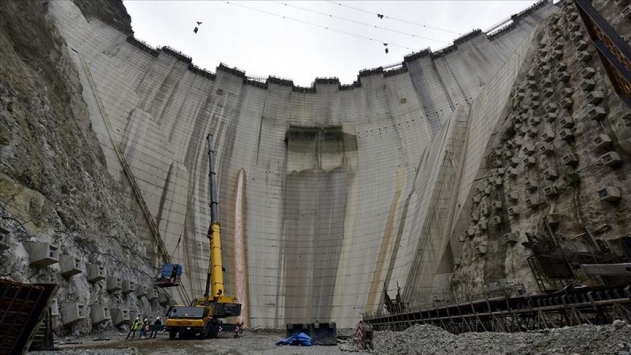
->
xmin=169 ymin=330 xmax=177 ymax=339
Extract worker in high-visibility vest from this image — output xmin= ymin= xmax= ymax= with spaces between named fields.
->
xmin=126 ymin=318 xmax=142 ymax=339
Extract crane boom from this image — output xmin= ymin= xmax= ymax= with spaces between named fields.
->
xmin=205 ymin=133 xmax=225 ymax=299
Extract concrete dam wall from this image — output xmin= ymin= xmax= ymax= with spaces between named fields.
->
xmin=47 ymin=0 xmax=560 ymax=328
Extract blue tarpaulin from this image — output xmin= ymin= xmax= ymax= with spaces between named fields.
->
xmin=276 ymin=332 xmax=312 ymax=346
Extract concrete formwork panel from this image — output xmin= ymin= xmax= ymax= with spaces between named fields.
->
xmin=122 ymin=280 xmax=135 ymax=295
xmin=90 ymin=304 xmax=111 ymax=326
xmin=87 ymin=264 xmax=106 ymax=283
xmin=147 ymin=288 xmax=158 ymax=301
xmin=106 ymin=276 xmax=122 ymax=293
xmin=61 ymin=302 xmax=86 ymax=326
xmin=59 ymin=255 xmax=82 ymax=278
xmin=25 ymin=242 xmax=59 ymax=267
xmin=110 ymin=308 xmax=131 ymax=326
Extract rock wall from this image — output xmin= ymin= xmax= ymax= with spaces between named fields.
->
xmin=0 ymin=0 xmax=167 ymax=335
xmin=450 ymin=0 xmax=631 ymax=298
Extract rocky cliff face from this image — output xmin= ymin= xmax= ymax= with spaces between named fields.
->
xmin=0 ymin=0 xmax=161 ymax=335
xmin=450 ymin=0 xmax=631 ymax=298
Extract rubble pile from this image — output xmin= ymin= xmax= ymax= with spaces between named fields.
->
xmin=372 ymin=323 xmax=631 ymax=355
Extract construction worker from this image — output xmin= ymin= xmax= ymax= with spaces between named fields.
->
xmin=126 ymin=318 xmax=141 ymax=339
xmin=151 ymin=316 xmax=163 ymax=338
xmin=139 ymin=318 xmax=150 ymax=339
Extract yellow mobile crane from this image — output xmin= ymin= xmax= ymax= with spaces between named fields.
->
xmin=165 ymin=134 xmax=242 ymax=339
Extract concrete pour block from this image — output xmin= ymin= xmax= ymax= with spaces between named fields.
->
xmin=559 ymin=128 xmax=574 ymax=141
xmin=586 ymin=91 xmax=604 ymax=105
xmin=544 ymin=112 xmax=557 ymax=123
xmin=61 ymin=302 xmax=87 ymax=326
xmin=91 ymin=304 xmax=111 ymax=326
xmin=525 ymin=196 xmax=542 ymax=209
xmin=87 ymin=264 xmax=106 ymax=283
xmin=122 ymin=280 xmax=135 ymax=295
xmin=593 ymin=134 xmax=613 ymax=152
xmin=541 ymin=129 xmax=555 ymax=142
xmin=559 ymin=116 xmax=575 ymax=129
xmin=600 ymin=152 xmax=622 ymax=167
xmin=574 ymin=41 xmax=587 ymax=51
xmin=581 ymin=79 xmax=596 ymax=91
xmin=147 ymin=288 xmax=159 ymax=301
xmin=598 ymin=186 xmax=621 ymax=202
xmin=527 ymin=127 xmax=538 ymax=137
xmin=560 ymin=98 xmax=573 ymax=109
xmin=504 ymin=233 xmax=519 ymax=245
xmin=562 ymin=153 xmax=578 ymax=167
xmin=106 ymin=276 xmax=122 ymax=293
xmin=59 ymin=255 xmax=82 ymax=278
xmin=580 ymin=67 xmax=596 ymax=79
xmin=508 ymin=206 xmax=521 ymax=216
xmin=525 ymin=180 xmax=538 ymax=191
xmin=557 ymin=71 xmax=571 ymax=83
xmin=586 ymin=105 xmax=607 ymax=120
xmin=542 ymin=87 xmax=554 ymax=97
xmin=111 ymin=308 xmax=131 ymax=326
xmin=555 ymin=62 xmax=567 ymax=72
xmin=25 ymin=242 xmax=59 ymax=267
xmin=544 ymin=168 xmax=559 ymax=181
xmin=136 ymin=285 xmax=148 ymax=298
xmin=543 ymin=185 xmax=558 ymax=197
xmin=577 ymin=50 xmax=592 ymax=62
xmin=475 ymin=243 xmax=488 ymax=255
xmin=537 ymin=142 xmax=554 ymax=155
xmin=560 ymin=87 xmax=573 ymax=98
xmin=570 ymin=31 xmax=583 ymax=42
xmin=544 ymin=103 xmax=557 ymax=113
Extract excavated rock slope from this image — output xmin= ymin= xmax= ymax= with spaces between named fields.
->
xmin=0 ymin=0 xmax=159 ymax=335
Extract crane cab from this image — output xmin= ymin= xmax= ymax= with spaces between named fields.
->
xmin=156 ymin=263 xmax=183 ymax=288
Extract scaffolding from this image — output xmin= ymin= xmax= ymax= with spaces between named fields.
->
xmin=0 ymin=279 xmax=58 ymax=355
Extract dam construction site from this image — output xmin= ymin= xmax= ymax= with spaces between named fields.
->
xmin=1 ymin=0 xmax=631 ymax=354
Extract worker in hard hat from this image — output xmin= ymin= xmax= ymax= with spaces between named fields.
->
xmin=126 ymin=318 xmax=141 ymax=339
xmin=151 ymin=316 xmax=163 ymax=339
xmin=139 ymin=318 xmax=150 ymax=339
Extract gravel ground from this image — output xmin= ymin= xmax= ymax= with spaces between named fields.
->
xmin=28 ymin=322 xmax=630 ymax=355
xmin=371 ymin=321 xmax=631 ymax=355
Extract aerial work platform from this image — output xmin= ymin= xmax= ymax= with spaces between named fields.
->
xmin=155 ymin=263 xmax=183 ymax=288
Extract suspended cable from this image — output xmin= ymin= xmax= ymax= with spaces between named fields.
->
xmin=225 ymin=1 xmax=417 ymax=50
xmin=327 ymin=1 xmax=462 ymax=35
xmin=274 ymin=2 xmax=449 ymax=44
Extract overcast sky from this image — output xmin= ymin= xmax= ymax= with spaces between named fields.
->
xmin=123 ymin=1 xmax=540 ymax=86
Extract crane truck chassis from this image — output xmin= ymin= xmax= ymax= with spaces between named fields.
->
xmin=165 ymin=134 xmax=242 ymax=339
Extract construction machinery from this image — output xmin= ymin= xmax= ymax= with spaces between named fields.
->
xmin=165 ymin=134 xmax=242 ymax=339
